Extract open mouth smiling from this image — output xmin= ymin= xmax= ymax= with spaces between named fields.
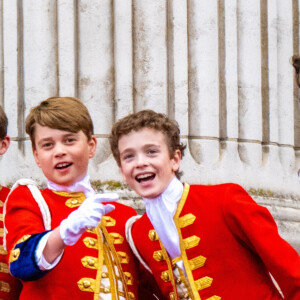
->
xmin=136 ymin=173 xmax=156 ymax=183
xmin=55 ymin=162 xmax=73 ymax=170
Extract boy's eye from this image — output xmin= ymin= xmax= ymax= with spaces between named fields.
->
xmin=122 ymin=153 xmax=134 ymax=161
xmin=65 ymin=138 xmax=76 ymax=143
xmin=41 ymin=142 xmax=53 ymax=148
xmin=147 ymin=149 xmax=158 ymax=155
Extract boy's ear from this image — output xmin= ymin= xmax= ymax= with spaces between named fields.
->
xmin=172 ymin=149 xmax=181 ymax=172
xmin=0 ymin=136 xmax=10 ymax=155
xmin=88 ymin=136 xmax=97 ymax=158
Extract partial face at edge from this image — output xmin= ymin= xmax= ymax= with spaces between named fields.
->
xmin=118 ymin=128 xmax=181 ymax=199
xmin=0 ymin=136 xmax=10 ymax=156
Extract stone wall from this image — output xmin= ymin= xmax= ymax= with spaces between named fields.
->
xmin=0 ymin=0 xmax=300 ymax=251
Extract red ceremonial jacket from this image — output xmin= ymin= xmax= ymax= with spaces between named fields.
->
xmin=130 ymin=183 xmax=300 ymax=300
xmin=0 ymin=186 xmax=22 ymax=299
xmin=5 ymin=185 xmax=139 ymax=300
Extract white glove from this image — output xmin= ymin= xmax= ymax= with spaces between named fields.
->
xmin=60 ymin=193 xmax=118 ymax=245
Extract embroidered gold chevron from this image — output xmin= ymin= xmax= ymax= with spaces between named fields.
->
xmin=195 ymin=276 xmax=213 ymax=291
xmin=178 ymin=213 xmax=196 ymax=228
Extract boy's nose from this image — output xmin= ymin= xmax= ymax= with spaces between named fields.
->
xmin=136 ymin=154 xmax=148 ymax=167
xmin=54 ymin=143 xmax=66 ymax=156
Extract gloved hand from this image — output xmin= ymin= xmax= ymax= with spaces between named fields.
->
xmin=60 ymin=193 xmax=118 ymax=245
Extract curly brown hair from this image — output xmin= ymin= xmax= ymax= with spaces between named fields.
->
xmin=26 ymin=97 xmax=94 ymax=149
xmin=109 ymin=110 xmax=186 ymax=179
xmin=0 ymin=106 xmax=8 ymax=140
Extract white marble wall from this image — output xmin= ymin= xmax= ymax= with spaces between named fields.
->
xmin=0 ymin=0 xmax=300 ymax=250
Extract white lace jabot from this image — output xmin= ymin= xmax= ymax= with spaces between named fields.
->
xmin=47 ymin=174 xmax=95 ymax=198
xmin=143 ymin=176 xmax=183 ymax=259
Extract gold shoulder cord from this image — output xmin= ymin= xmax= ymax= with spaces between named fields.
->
xmin=100 ymin=222 xmax=129 ymax=300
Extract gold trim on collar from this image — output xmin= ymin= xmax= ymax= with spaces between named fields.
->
xmin=52 ymin=191 xmax=86 ymax=208
xmin=206 ymin=296 xmax=221 ymax=300
xmin=53 ymin=191 xmax=85 ymax=198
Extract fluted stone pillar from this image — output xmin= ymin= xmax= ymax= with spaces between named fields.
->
xmin=0 ymin=0 xmax=300 ymax=252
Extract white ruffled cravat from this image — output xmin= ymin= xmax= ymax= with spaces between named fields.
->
xmin=47 ymin=174 xmax=95 ymax=197
xmin=143 ymin=176 xmax=183 ymax=259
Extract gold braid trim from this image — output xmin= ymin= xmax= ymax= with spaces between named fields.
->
xmin=173 ymin=183 xmax=201 ymax=300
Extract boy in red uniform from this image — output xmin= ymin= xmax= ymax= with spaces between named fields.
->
xmin=4 ymin=97 xmax=139 ymax=299
xmin=109 ymin=109 xmax=300 ymax=300
xmin=0 ymin=106 xmax=22 ymax=299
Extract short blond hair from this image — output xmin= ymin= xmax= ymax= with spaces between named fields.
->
xmin=26 ymin=97 xmax=94 ymax=148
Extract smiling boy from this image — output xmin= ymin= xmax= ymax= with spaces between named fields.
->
xmin=0 ymin=106 xmax=22 ymax=299
xmin=4 ymin=97 xmax=139 ymax=299
xmin=109 ymin=109 xmax=300 ymax=300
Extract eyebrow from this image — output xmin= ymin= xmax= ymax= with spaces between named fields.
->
xmin=36 ymin=133 xmax=78 ymax=145
xmin=120 ymin=143 xmax=161 ymax=154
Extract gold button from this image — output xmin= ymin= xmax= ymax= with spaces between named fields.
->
xmin=153 ymin=250 xmax=165 ymax=262
xmin=161 ymin=271 xmax=170 ymax=282
xmin=87 ymin=258 xmax=95 ymax=266
xmin=89 ymin=239 xmax=95 ymax=246
xmin=176 ymin=277 xmax=182 ymax=284
xmin=148 ymin=230 xmax=158 ymax=241
xmin=103 ymin=287 xmax=110 ymax=293
xmin=71 ymin=199 xmax=78 ymax=205
xmin=101 ymin=272 xmax=108 ymax=278
xmin=83 ymin=280 xmax=91 ymax=288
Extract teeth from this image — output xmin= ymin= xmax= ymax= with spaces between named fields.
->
xmin=136 ymin=173 xmax=153 ymax=179
xmin=56 ymin=163 xmax=70 ymax=168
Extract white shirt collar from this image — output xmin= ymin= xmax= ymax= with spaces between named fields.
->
xmin=47 ymin=174 xmax=95 ymax=198
xmin=143 ymin=176 xmax=183 ymax=259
